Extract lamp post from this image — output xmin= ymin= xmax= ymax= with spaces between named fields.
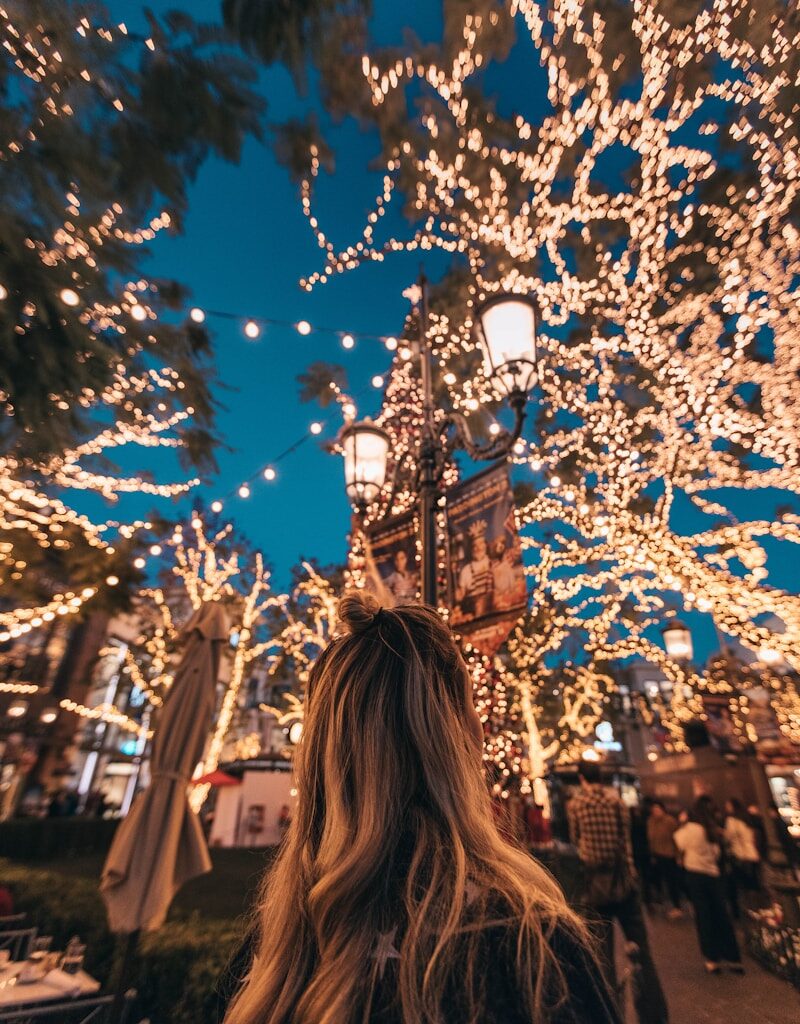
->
xmin=660 ymin=618 xmax=693 ymax=664
xmin=340 ymin=273 xmax=537 ymax=606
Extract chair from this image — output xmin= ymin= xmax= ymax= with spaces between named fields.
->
xmin=0 ymin=988 xmax=136 ymax=1023
xmin=0 ymin=929 xmax=36 ymax=962
xmin=0 ymin=917 xmax=26 ymax=930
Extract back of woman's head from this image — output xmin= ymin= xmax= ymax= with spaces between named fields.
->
xmin=226 ymin=591 xmax=579 ymax=1024
xmin=691 ymin=795 xmax=721 ymax=845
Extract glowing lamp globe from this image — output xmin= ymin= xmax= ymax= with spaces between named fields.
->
xmin=758 ymin=646 xmax=782 ymax=667
xmin=661 ymin=618 xmax=693 ymax=662
xmin=341 ymin=421 xmax=389 ymax=508
xmin=475 ymin=294 xmax=537 ymax=396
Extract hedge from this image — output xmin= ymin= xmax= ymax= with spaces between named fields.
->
xmin=0 ymin=859 xmax=247 ymax=1023
xmin=0 ymin=818 xmax=119 ymax=861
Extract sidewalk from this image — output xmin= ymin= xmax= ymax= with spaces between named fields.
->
xmin=617 ymin=908 xmax=800 ymax=1023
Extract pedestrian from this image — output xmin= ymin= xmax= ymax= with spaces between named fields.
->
xmin=630 ymin=803 xmax=654 ymax=910
xmin=745 ymin=803 xmax=768 ymax=860
xmin=277 ymin=803 xmax=291 ymax=839
xmin=724 ymin=797 xmax=761 ymax=916
xmin=646 ymin=801 xmax=683 ymax=918
xmin=223 ymin=592 xmax=619 ymax=1024
xmin=568 ymin=760 xmax=669 ymax=1024
xmin=674 ymin=796 xmax=743 ymax=974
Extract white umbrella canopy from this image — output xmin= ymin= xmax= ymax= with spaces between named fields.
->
xmin=101 ymin=601 xmax=229 ymax=934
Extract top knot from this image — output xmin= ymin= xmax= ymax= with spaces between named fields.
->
xmin=338 ymin=590 xmax=382 ymax=635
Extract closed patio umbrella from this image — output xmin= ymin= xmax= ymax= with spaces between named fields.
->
xmin=101 ymin=600 xmax=229 ymax=933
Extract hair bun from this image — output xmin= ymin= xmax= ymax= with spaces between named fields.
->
xmin=338 ymin=590 xmax=381 ymax=635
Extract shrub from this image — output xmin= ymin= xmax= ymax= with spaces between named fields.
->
xmin=0 ymin=819 xmax=119 ymax=861
xmin=138 ymin=916 xmax=244 ymax=1024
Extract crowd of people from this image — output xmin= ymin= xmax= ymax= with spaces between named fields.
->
xmin=563 ymin=760 xmax=770 ymax=1023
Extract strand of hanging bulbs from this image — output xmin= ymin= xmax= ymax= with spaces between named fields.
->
xmin=58 ymin=698 xmax=149 ymax=737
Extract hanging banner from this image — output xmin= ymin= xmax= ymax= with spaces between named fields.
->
xmin=364 ymin=511 xmax=420 ymax=605
xmin=446 ymin=463 xmax=527 ymax=655
xmin=701 ymin=694 xmax=746 ymax=754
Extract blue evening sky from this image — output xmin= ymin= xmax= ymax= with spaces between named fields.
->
xmin=102 ymin=1 xmax=798 ymax=658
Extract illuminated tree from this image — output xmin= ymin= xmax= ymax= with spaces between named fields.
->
xmin=291 ymin=1 xmax=800 ymax=761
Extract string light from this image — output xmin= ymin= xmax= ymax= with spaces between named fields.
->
xmin=244 ymin=319 xmax=261 ymax=340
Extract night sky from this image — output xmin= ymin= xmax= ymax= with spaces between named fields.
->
xmin=101 ymin=1 xmax=799 ymax=657
xmin=102 ymin=0 xmax=448 ymax=582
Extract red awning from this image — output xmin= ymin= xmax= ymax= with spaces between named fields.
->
xmin=192 ymin=769 xmax=240 ymax=787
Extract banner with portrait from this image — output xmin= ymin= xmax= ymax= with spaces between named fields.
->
xmin=446 ymin=463 xmax=527 ymax=655
xmin=701 ymin=694 xmax=746 ymax=754
xmin=364 ymin=511 xmax=420 ymax=606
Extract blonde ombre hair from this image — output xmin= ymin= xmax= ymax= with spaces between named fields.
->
xmin=225 ymin=591 xmax=583 ymax=1024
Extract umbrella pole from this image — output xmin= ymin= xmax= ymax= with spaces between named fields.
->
xmin=110 ymin=929 xmax=140 ymax=1022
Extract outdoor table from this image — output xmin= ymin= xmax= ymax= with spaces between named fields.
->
xmin=0 ymin=961 xmax=100 ymax=1009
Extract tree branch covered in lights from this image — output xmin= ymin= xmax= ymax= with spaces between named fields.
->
xmin=293 ymin=0 xmax=800 ymax=763
xmin=0 ymin=364 xmax=206 ymax=641
xmin=0 ymin=0 xmax=265 ymax=459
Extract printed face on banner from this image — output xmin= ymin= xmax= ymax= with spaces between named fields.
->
xmin=700 ymin=694 xmax=746 ymax=754
xmin=364 ymin=511 xmax=420 ymax=606
xmin=447 ymin=464 xmax=527 ymax=654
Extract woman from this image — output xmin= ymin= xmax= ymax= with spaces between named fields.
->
xmin=724 ymin=798 xmax=761 ymax=897
xmin=224 ymin=593 xmax=619 ymax=1023
xmin=674 ymin=796 xmax=743 ymax=975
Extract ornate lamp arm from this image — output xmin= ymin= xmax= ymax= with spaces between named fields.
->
xmin=441 ymin=389 xmax=527 ymax=464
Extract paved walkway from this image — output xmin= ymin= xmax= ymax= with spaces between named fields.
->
xmin=616 ymin=908 xmax=800 ymax=1023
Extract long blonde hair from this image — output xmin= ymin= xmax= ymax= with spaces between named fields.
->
xmin=226 ymin=591 xmax=583 ymax=1024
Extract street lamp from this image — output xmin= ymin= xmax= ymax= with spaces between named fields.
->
xmin=660 ymin=618 xmax=693 ymax=663
xmin=339 ymin=276 xmax=537 ymax=605
xmin=340 ymin=421 xmax=390 ymax=509
xmin=475 ymin=294 xmax=537 ymax=399
xmin=757 ymin=645 xmax=783 ymax=668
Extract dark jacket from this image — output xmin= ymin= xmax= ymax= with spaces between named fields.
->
xmin=216 ymin=918 xmax=620 ymax=1023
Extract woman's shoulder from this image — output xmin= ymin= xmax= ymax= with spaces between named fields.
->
xmin=476 ymin=912 xmax=620 ymax=1024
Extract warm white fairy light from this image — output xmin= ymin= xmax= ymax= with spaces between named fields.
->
xmin=60 ymin=698 xmax=149 ymax=736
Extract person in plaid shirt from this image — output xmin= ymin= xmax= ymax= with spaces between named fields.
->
xmin=568 ymin=761 xmax=669 ymax=1024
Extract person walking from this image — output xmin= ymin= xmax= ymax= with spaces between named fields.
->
xmin=724 ymin=797 xmax=762 ymax=917
xmin=223 ymin=593 xmax=619 ymax=1024
xmin=646 ymin=801 xmax=683 ymax=918
xmin=674 ymin=796 xmax=743 ymax=974
xmin=568 ymin=761 xmax=669 ymax=1024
